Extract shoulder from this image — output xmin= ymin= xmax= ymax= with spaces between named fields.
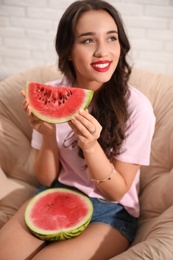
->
xmin=116 ymin=85 xmax=155 ymax=165
xmin=45 ymin=77 xmax=71 ymax=87
xmin=125 ymin=85 xmax=156 ymax=143
xmin=126 ymin=85 xmax=154 ymax=118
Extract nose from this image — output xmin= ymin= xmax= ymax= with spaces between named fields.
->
xmin=94 ymin=42 xmax=108 ymax=58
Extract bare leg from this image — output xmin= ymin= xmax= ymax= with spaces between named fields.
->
xmin=0 ymin=200 xmax=45 ymax=260
xmin=32 ymin=223 xmax=130 ymax=260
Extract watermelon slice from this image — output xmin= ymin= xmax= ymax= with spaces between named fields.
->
xmin=25 ymin=82 xmax=93 ymax=124
xmin=25 ymin=188 xmax=93 ymax=241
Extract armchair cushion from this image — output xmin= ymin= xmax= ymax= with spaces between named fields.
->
xmin=1 ymin=65 xmax=173 ymax=259
xmin=0 ymin=65 xmax=61 ymax=225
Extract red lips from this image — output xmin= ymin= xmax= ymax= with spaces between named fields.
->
xmin=91 ymin=60 xmax=111 ymax=72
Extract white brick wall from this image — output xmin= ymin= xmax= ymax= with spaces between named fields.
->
xmin=0 ymin=0 xmax=173 ymax=80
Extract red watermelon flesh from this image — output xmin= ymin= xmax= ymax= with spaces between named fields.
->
xmin=25 ymin=188 xmax=93 ymax=241
xmin=25 ymin=82 xmax=93 ymax=124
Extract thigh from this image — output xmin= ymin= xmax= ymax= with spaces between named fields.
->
xmin=90 ymin=198 xmax=138 ymax=243
xmin=32 ymin=222 xmax=130 ymax=260
xmin=0 ymin=199 xmax=46 ymax=260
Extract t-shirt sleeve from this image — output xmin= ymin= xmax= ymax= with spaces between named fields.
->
xmin=115 ymin=88 xmax=156 ymax=166
xmin=31 ymin=129 xmax=43 ymax=150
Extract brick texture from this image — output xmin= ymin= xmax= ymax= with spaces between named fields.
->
xmin=0 ymin=0 xmax=172 ymax=80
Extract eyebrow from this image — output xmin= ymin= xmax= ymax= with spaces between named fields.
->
xmin=78 ymin=30 xmax=118 ymax=38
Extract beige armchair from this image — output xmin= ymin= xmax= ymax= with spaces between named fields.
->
xmin=0 ymin=65 xmax=173 ymax=259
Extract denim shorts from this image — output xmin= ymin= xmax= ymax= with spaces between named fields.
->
xmin=36 ymin=180 xmax=138 ymax=243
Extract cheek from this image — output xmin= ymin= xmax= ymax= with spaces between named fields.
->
xmin=113 ymin=42 xmax=121 ymax=57
xmin=71 ymin=53 xmax=88 ymax=70
xmin=71 ymin=46 xmax=90 ymax=62
xmin=116 ymin=52 xmax=121 ymax=62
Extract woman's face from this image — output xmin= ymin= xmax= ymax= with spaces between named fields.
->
xmin=69 ymin=10 xmax=121 ymax=91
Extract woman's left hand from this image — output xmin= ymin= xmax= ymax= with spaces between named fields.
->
xmin=68 ymin=109 xmax=102 ymax=152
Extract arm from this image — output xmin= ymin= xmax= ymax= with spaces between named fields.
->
xmin=84 ymin=142 xmax=139 ymax=201
xmin=23 ymin=97 xmax=60 ymax=186
xmin=69 ymin=109 xmax=139 ymax=201
xmin=33 ymin=133 xmax=60 ymax=187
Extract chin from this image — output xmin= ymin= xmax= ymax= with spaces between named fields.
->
xmin=96 ymin=75 xmax=113 ymax=83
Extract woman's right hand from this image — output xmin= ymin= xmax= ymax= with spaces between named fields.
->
xmin=22 ymin=90 xmax=56 ymax=136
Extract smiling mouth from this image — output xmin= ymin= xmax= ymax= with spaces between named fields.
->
xmin=91 ymin=61 xmax=111 ymax=72
xmin=93 ymin=63 xmax=109 ymax=68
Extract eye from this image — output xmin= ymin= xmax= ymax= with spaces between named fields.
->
xmin=108 ymin=36 xmax=117 ymax=42
xmin=81 ymin=38 xmax=93 ymax=44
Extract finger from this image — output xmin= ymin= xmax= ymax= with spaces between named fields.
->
xmin=79 ymin=109 xmax=98 ymax=126
xmin=73 ymin=113 xmax=97 ymax=135
xmin=22 ymin=100 xmax=31 ymax=116
xmin=68 ymin=120 xmax=75 ymax=130
xmin=29 ymin=114 xmax=41 ymax=127
xmin=21 ymin=89 xmax=25 ymax=97
xmin=26 ymin=105 xmax=32 ymax=116
xmin=71 ymin=116 xmax=96 ymax=138
xmin=23 ymin=99 xmax=29 ymax=108
xmin=68 ymin=120 xmax=82 ymax=138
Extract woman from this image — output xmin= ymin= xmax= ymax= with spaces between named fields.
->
xmin=0 ymin=0 xmax=155 ymax=259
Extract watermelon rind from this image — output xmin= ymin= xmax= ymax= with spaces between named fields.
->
xmin=25 ymin=188 xmax=93 ymax=241
xmin=25 ymin=82 xmax=94 ymax=124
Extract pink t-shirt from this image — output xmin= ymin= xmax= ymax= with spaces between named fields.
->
xmin=31 ymin=79 xmax=155 ymax=217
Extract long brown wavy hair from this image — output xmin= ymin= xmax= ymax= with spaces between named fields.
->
xmin=55 ymin=0 xmax=132 ymax=160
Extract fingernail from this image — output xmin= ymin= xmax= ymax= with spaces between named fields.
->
xmin=79 ymin=109 xmax=84 ymax=114
xmin=71 ymin=117 xmax=75 ymax=123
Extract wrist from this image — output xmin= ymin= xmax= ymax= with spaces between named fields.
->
xmin=82 ymin=141 xmax=99 ymax=154
xmin=91 ymin=163 xmax=116 ymax=184
xmin=42 ymin=132 xmax=56 ymax=144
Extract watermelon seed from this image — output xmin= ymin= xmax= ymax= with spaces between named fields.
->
xmin=37 ymin=88 xmax=42 ymax=93
xmin=40 ymin=203 xmax=56 ymax=213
